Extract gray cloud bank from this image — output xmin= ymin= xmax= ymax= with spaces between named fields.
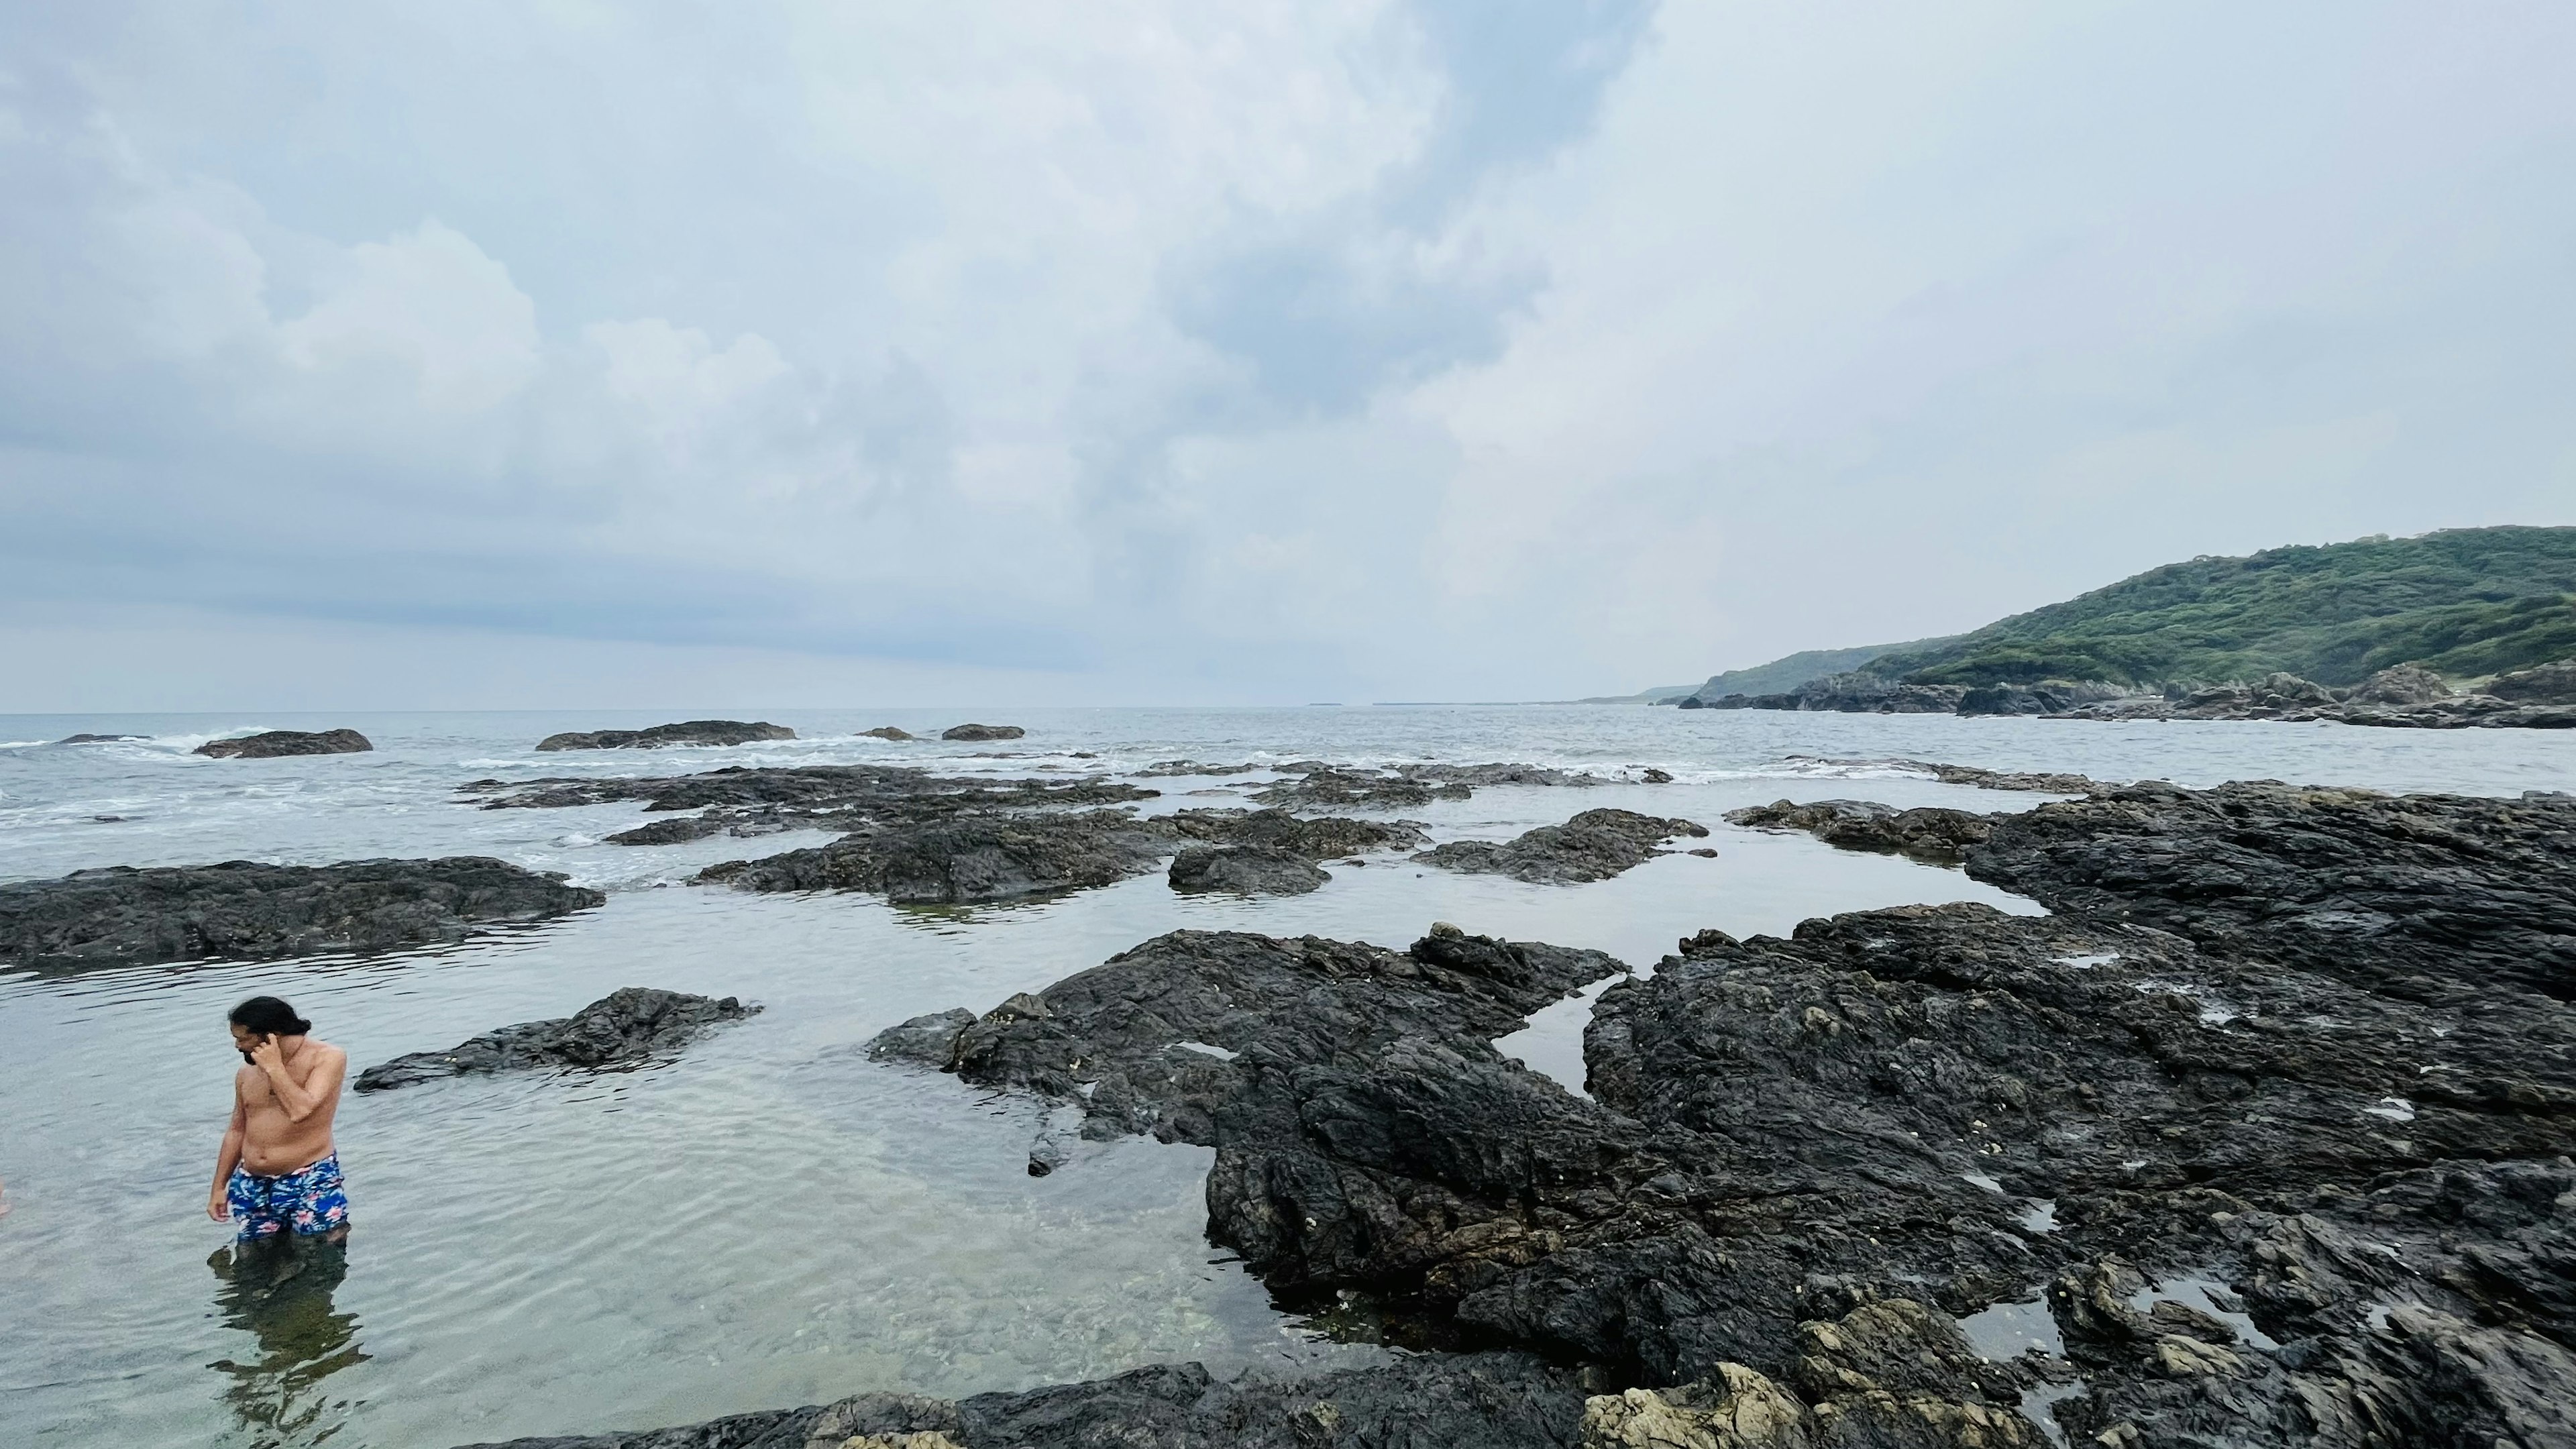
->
xmin=2 ymin=1 xmax=2570 ymax=709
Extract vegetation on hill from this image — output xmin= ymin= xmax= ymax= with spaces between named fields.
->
xmin=1676 ymin=639 xmax=1951 ymax=702
xmin=1861 ymin=527 xmax=2576 ymax=689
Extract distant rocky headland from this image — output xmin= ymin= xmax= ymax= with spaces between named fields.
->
xmin=1657 ymin=526 xmax=2576 ymax=728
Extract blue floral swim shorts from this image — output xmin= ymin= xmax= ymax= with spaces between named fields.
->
xmin=227 ymin=1151 xmax=350 ymax=1240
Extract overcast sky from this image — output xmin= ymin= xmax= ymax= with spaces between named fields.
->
xmin=4 ymin=2 xmax=2571 ymax=710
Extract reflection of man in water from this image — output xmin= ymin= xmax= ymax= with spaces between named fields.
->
xmin=208 ymin=1232 xmax=368 ymax=1442
xmin=207 ymin=997 xmax=350 ymax=1240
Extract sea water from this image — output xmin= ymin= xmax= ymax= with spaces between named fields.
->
xmin=3 ymin=705 xmax=2569 ymax=1448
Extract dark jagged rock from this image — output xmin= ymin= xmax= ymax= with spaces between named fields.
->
xmin=535 ymin=721 xmax=795 ymax=752
xmin=1396 ymin=763 xmax=1602 ymax=788
xmin=56 ymin=733 xmax=145 ymax=744
xmin=1250 ymin=767 xmax=1471 ymax=810
xmin=859 ymin=726 xmax=915 ymax=740
xmin=871 ymin=924 xmax=1620 ymax=1148
xmin=2486 ymin=657 xmax=2576 ymax=704
xmin=941 ymin=723 xmax=1026 ymax=741
xmin=455 ymin=1350 xmax=1587 ymax=1449
xmin=487 ymin=779 xmax=2576 ymax=1448
xmin=1966 ymin=780 xmax=2576 ymax=1003
xmin=474 ymin=765 xmax=1161 ymax=857
xmin=1639 ymin=768 xmax=1673 ymax=784
xmin=697 ymin=810 xmax=1176 ymax=904
xmin=355 ymin=987 xmax=757 ymax=1091
xmin=1725 ymin=799 xmax=1994 ymax=864
xmin=195 ymin=729 xmax=372 ymax=759
xmin=1167 ymin=845 xmax=1330 ymax=896
xmin=1134 ymin=759 xmax=1263 ymax=777
xmin=1168 ymin=807 xmax=1427 ymax=859
xmin=0 ymin=857 xmax=602 ymax=973
xmin=474 ymin=763 xmax=1154 ymax=815
xmin=603 ymin=816 xmax=734 ymax=845
xmin=1414 ymin=809 xmax=1709 ymax=884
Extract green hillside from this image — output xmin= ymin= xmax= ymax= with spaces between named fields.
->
xmin=1862 ymin=527 xmax=2576 ymax=689
xmin=1684 ymin=639 xmax=1951 ymax=700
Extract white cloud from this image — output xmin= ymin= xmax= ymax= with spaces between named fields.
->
xmin=0 ymin=1 xmax=2570 ymax=710
xmin=277 ymin=221 xmax=539 ymax=414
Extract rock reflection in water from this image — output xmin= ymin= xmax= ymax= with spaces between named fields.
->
xmin=206 ymin=1232 xmax=367 ymax=1446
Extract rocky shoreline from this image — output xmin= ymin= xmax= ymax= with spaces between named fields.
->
xmin=1682 ymin=658 xmax=2576 ymax=729
xmin=462 ymin=758 xmax=1617 ymax=906
xmin=0 ymin=857 xmax=603 ymax=973
xmin=472 ymin=775 xmax=2576 ymax=1448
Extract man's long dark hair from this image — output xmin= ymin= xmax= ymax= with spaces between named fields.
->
xmin=228 ymin=996 xmax=311 ymax=1036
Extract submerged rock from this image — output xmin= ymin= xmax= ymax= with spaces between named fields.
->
xmin=1167 ymin=845 xmax=1330 ymax=896
xmin=859 ymin=727 xmax=916 ymax=741
xmin=940 ymin=723 xmax=1026 ymax=741
xmin=535 ymin=720 xmax=795 ymax=751
xmin=0 ymin=857 xmax=602 ymax=973
xmin=1725 ymin=798 xmax=1993 ymax=864
xmin=355 ymin=987 xmax=757 ymax=1091
xmin=56 ymin=733 xmax=145 ymax=744
xmin=1414 ymin=808 xmax=1709 ymax=883
xmin=195 ymin=729 xmax=372 ymax=759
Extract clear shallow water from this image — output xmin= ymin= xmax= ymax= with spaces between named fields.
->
xmin=3 ymin=706 xmax=2571 ymax=1448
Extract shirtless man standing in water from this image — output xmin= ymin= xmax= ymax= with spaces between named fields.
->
xmin=207 ymin=996 xmax=351 ymax=1239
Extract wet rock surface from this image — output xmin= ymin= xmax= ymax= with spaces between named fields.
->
xmin=537 ymin=721 xmax=795 ymax=751
xmin=1170 ymin=807 xmax=1428 ymax=859
xmin=56 ymin=732 xmax=146 ymax=743
xmin=1167 ymin=845 xmax=1332 ymax=896
xmin=1415 ymin=808 xmax=1710 ymax=883
xmin=460 ymin=1351 xmax=1589 ymax=1449
xmin=1966 ymin=780 xmax=2576 ymax=1004
xmin=1248 ymin=761 xmax=1601 ymax=809
xmin=698 ymin=810 xmax=1179 ymax=904
xmin=939 ymin=723 xmax=1026 ymax=741
xmin=1725 ymin=799 xmax=1994 ymax=864
xmin=466 ymin=763 xmax=1161 ymax=840
xmin=0 ymin=857 xmax=603 ymax=973
xmin=195 ymin=728 xmax=373 ymax=759
xmin=356 ymin=987 xmax=758 ymax=1091
xmin=480 ymin=777 xmax=2576 ymax=1449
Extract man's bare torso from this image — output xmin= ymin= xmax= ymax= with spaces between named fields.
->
xmin=237 ymin=1038 xmax=345 ymax=1175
